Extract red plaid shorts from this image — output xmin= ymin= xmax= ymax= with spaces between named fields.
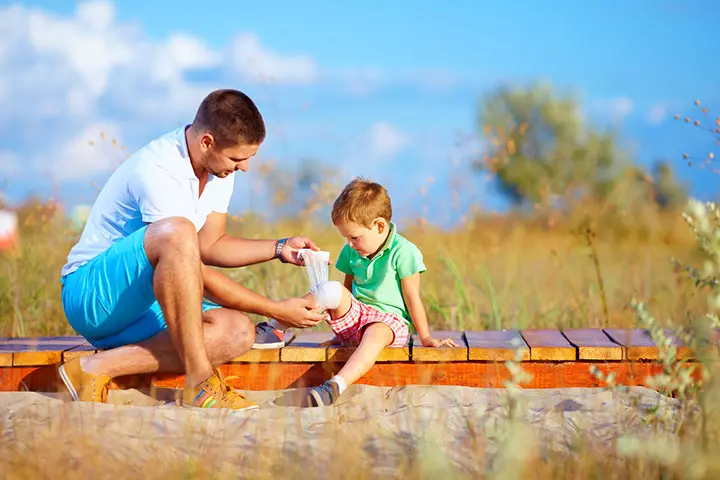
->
xmin=327 ymin=297 xmax=410 ymax=347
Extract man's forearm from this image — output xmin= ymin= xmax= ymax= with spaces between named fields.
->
xmin=201 ymin=264 xmax=278 ymax=318
xmin=201 ymin=234 xmax=278 ymax=268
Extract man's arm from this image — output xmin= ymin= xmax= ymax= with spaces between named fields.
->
xmin=198 ymin=211 xmax=320 ymax=268
xmin=202 ymin=264 xmax=326 ymax=328
xmin=198 ymin=212 xmax=278 ymax=267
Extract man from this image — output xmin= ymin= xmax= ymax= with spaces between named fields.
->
xmin=59 ymin=89 xmax=326 ymax=411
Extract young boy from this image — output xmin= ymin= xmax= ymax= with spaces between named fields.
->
xmin=254 ymin=177 xmax=457 ymax=406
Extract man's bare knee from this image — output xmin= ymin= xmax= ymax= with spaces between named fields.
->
xmin=144 ymin=217 xmax=199 ymax=266
xmin=204 ymin=309 xmax=255 ymax=363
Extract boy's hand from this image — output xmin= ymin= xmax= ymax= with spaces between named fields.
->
xmin=421 ymin=336 xmax=458 ymax=348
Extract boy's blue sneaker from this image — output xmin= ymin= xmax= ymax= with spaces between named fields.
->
xmin=306 ymin=379 xmax=341 ymax=407
xmin=252 ymin=321 xmax=292 ymax=349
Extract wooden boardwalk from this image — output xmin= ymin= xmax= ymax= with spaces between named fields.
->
xmin=0 ymin=328 xmax=712 ymax=393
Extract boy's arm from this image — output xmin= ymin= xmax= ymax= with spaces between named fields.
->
xmin=343 ymin=274 xmax=354 ymax=292
xmin=401 ymin=273 xmax=458 ymax=348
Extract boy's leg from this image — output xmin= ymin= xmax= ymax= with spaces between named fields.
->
xmin=334 ymin=322 xmax=394 ymax=385
xmin=306 ymin=322 xmax=393 ymax=407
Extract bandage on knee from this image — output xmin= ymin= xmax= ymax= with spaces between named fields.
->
xmin=311 ymin=281 xmax=342 ymax=310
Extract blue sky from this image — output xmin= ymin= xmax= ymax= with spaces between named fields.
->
xmin=0 ymin=0 xmax=718 ymax=226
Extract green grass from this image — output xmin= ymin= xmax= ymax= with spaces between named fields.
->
xmin=0 ymin=195 xmax=709 ymax=336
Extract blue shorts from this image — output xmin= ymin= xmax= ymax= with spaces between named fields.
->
xmin=61 ymin=225 xmax=220 ymax=350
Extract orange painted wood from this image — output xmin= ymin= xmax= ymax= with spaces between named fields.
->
xmin=411 ymin=330 xmax=467 ymax=361
xmin=662 ymin=329 xmax=694 ymax=360
xmin=13 ymin=342 xmax=85 ymax=366
xmin=0 ymin=365 xmax=63 ymax=392
xmin=520 ymin=329 xmax=576 ymax=361
xmin=326 ymin=343 xmax=411 ymax=362
xmin=99 ymin=361 xmax=705 ymax=392
xmin=561 ymin=329 xmax=623 ymax=360
xmin=0 ymin=337 xmax=86 ymax=366
xmin=603 ymin=329 xmax=658 ymax=360
xmin=230 ymin=348 xmax=280 ymax=363
xmin=465 ymin=330 xmax=530 ymax=361
xmin=280 ymin=331 xmax=333 ymax=362
xmin=62 ymin=344 xmax=97 ymax=362
xmin=0 ymin=344 xmax=24 ymax=367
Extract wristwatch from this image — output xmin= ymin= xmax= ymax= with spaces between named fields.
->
xmin=275 ymin=238 xmax=288 ymax=263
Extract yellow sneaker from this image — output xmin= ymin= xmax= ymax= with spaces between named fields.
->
xmin=182 ymin=368 xmax=258 ymax=411
xmin=58 ymin=357 xmax=111 ymax=403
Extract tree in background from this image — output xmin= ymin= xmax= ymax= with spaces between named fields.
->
xmin=473 ymin=82 xmax=688 ymax=218
xmin=474 ymin=82 xmax=621 ymax=211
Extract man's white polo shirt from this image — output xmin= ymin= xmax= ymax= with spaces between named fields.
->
xmin=61 ymin=126 xmax=235 ymax=277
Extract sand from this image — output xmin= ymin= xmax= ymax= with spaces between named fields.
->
xmin=0 ymin=385 xmax=688 ymax=478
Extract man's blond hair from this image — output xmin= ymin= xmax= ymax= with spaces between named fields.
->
xmin=331 ymin=177 xmax=392 ymax=228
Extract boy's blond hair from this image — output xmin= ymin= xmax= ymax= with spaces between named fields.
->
xmin=331 ymin=177 xmax=392 ymax=228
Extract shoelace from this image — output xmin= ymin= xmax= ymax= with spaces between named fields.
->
xmin=215 ymin=371 xmax=251 ymax=400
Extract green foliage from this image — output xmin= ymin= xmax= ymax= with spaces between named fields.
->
xmin=474 ymin=82 xmax=688 ymax=217
xmin=475 ymin=82 xmax=622 ymax=208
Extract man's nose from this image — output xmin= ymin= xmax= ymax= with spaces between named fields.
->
xmin=236 ymin=161 xmax=249 ymax=172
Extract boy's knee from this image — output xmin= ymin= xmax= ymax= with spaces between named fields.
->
xmin=311 ymin=281 xmax=343 ymax=310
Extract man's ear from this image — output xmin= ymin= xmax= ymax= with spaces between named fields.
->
xmin=200 ymin=133 xmax=215 ymax=151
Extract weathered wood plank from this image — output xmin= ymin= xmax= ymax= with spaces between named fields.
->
xmin=0 ymin=337 xmax=89 ymax=366
xmin=411 ymin=330 xmax=467 ymax=361
xmin=62 ymin=344 xmax=97 ymax=362
xmin=230 ymin=348 xmax=281 ymax=363
xmin=326 ymin=343 xmax=412 ymax=362
xmin=465 ymin=330 xmax=530 ymax=361
xmin=603 ymin=329 xmax=658 ymax=360
xmin=520 ymin=329 xmax=576 ymax=361
xmin=280 ymin=331 xmax=332 ymax=362
xmin=561 ymin=328 xmax=623 ymax=360
xmin=148 ymin=361 xmax=702 ymax=392
xmin=0 ymin=344 xmax=27 ymax=367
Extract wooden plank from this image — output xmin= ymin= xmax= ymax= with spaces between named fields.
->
xmin=149 ymin=361 xmax=701 ymax=392
xmin=327 ymin=343 xmax=411 ymax=362
xmin=663 ymin=329 xmax=694 ymax=360
xmin=4 ymin=338 xmax=85 ymax=366
xmin=279 ymin=331 xmax=331 ymax=362
xmin=561 ymin=328 xmax=623 ymax=360
xmin=62 ymin=344 xmax=97 ymax=362
xmin=520 ymin=329 xmax=576 ymax=361
xmin=604 ymin=329 xmax=658 ymax=360
xmin=411 ymin=330 xmax=467 ymax=362
xmin=1 ymin=336 xmax=86 ymax=344
xmin=0 ymin=344 xmax=28 ymax=367
xmin=465 ymin=330 xmax=530 ymax=361
xmin=230 ymin=348 xmax=280 ymax=363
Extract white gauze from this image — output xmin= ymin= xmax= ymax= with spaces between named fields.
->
xmin=298 ymin=249 xmax=341 ymax=310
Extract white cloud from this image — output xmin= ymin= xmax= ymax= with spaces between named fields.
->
xmin=368 ymin=122 xmax=410 ymax=157
xmin=0 ymin=0 xmax=323 ymax=128
xmin=229 ymin=33 xmax=317 ymax=84
xmin=593 ymin=96 xmax=634 ymax=122
xmin=646 ymin=103 xmax=667 ymax=125
xmin=46 ymin=122 xmax=124 ymax=180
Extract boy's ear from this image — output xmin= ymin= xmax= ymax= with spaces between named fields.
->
xmin=374 ymin=218 xmax=387 ymax=233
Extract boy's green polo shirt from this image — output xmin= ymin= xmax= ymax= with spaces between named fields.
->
xmin=334 ymin=222 xmax=426 ymax=331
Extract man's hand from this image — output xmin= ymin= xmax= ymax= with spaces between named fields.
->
xmin=280 ymin=236 xmax=330 ymax=266
xmin=421 ymin=336 xmax=458 ymax=348
xmin=270 ymin=296 xmax=327 ymax=328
